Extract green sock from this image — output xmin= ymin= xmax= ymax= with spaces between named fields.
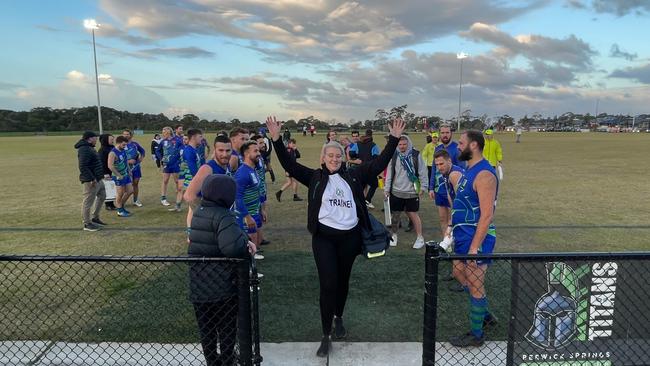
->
xmin=470 ymin=296 xmax=487 ymax=338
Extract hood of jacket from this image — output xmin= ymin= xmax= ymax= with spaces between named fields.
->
xmin=397 ymin=135 xmax=414 ymax=156
xmin=74 ymin=139 xmax=93 ymax=149
xmin=201 ymin=174 xmax=236 ymax=208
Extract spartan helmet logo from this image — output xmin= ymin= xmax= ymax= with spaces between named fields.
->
xmin=525 ymin=262 xmax=579 ymax=351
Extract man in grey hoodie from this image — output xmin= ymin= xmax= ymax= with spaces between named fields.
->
xmin=384 ymin=135 xmax=429 ymax=249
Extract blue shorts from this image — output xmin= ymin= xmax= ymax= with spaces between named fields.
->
xmin=163 ymin=164 xmax=180 ymax=174
xmin=238 ymin=213 xmax=262 ymax=234
xmin=434 ymin=192 xmax=450 ymax=207
xmin=131 ymin=165 xmax=142 ymax=179
xmin=453 ymin=232 xmax=496 ymax=265
xmin=112 ymin=175 xmax=132 ymax=187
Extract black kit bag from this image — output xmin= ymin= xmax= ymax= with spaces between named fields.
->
xmin=361 ymin=213 xmax=391 ymax=259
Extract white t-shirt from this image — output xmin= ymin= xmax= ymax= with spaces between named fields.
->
xmin=318 ymin=173 xmax=359 ymax=230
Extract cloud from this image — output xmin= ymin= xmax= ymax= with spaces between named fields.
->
xmin=566 ymin=0 xmax=650 ymax=15
xmin=460 ymin=23 xmax=596 ymax=69
xmin=0 ymin=82 xmax=24 ymax=90
xmin=3 ymin=71 xmax=170 ymax=113
xmin=89 ymin=42 xmax=215 ymax=60
xmin=36 ymin=24 xmax=65 ymax=32
xmin=98 ymin=0 xmax=545 ymax=62
xmin=609 ymin=63 xmax=650 ymax=83
xmin=610 ymin=43 xmax=638 ymax=60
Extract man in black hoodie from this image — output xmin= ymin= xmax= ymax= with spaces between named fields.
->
xmin=75 ymin=131 xmax=107 ymax=231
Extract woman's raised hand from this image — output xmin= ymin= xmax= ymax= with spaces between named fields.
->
xmin=265 ymin=116 xmax=282 ymax=141
xmin=388 ymin=117 xmax=406 ymax=138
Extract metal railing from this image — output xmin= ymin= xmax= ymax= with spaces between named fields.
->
xmin=0 ymin=255 xmax=262 ymax=366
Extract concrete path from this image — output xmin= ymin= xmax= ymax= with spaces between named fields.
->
xmin=0 ymin=341 xmax=507 ymax=365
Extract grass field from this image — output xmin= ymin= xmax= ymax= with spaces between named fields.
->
xmin=0 ymin=131 xmax=649 ymax=343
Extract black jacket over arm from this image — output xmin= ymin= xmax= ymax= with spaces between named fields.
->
xmin=272 ymin=135 xmax=399 ymax=235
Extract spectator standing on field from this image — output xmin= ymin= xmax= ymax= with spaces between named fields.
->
xmin=482 ymin=129 xmax=503 ymax=169
xmin=275 ymin=138 xmax=303 ymax=202
xmin=151 ymin=133 xmax=162 ymax=169
xmin=357 ymin=129 xmax=380 ymax=208
xmin=384 ymin=135 xmax=428 ymax=249
xmin=516 ymin=126 xmax=523 ymax=143
xmin=75 ymin=131 xmax=107 ymax=231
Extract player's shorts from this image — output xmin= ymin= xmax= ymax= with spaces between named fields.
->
xmin=131 ymin=165 xmax=142 ymax=179
xmin=163 ymin=164 xmax=180 ymax=174
xmin=453 ymin=228 xmax=496 ymax=265
xmin=238 ymin=213 xmax=262 ymax=234
xmin=389 ymin=194 xmax=419 ymax=212
xmin=434 ymin=192 xmax=450 ymax=207
xmin=112 ymin=175 xmax=132 ymax=187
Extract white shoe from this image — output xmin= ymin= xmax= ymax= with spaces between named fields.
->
xmin=134 ymin=200 xmax=143 ymax=207
xmin=439 ymin=235 xmax=454 ymax=252
xmin=413 ymin=236 xmax=425 ymax=249
xmin=366 ymin=200 xmax=375 ymax=209
xmin=390 ymin=233 xmax=398 ymax=247
xmin=254 ymin=253 xmax=265 ymax=260
xmin=161 ymin=199 xmax=170 ymax=206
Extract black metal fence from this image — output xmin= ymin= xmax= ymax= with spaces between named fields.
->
xmin=423 ymin=244 xmax=650 ymax=366
xmin=0 ymin=255 xmax=262 ymax=366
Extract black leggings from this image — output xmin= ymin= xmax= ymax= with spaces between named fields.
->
xmin=312 ymin=224 xmax=362 ymax=336
xmin=365 ymin=178 xmax=378 ymax=203
xmin=193 ymin=296 xmax=238 ymax=366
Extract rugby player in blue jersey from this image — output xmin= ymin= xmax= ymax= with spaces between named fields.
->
xmin=122 ymin=129 xmax=146 ymax=207
xmin=184 ymin=134 xmax=233 ymax=204
xmin=228 ymin=127 xmax=249 ymax=172
xmin=108 ymin=136 xmax=134 ymax=217
xmin=179 ymin=129 xmax=203 ymax=224
xmin=254 ymin=134 xmax=271 ymax=246
xmin=158 ymin=127 xmax=182 ymax=207
xmin=234 ymin=141 xmax=263 ymax=249
xmin=428 ymin=124 xmax=462 ymax=241
xmin=449 ymin=130 xmax=499 ymax=348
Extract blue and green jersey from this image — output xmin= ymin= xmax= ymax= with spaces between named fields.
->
xmin=110 ymin=147 xmax=129 ymax=178
xmin=234 ymin=163 xmax=261 ymax=217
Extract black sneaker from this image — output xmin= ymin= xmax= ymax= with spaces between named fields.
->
xmin=105 ymin=204 xmax=116 ymax=211
xmin=333 ymin=317 xmax=347 ymax=340
xmin=260 ymin=239 xmax=271 ymax=246
xmin=449 ymin=332 xmax=484 ymax=347
xmin=316 ymin=335 xmax=331 ymax=357
xmin=275 ymin=191 xmax=282 ymax=202
xmin=293 ymin=195 xmax=303 ymax=201
xmin=483 ymin=312 xmax=498 ymax=330
xmin=91 ymin=218 xmax=107 ymax=226
xmin=83 ymin=223 xmax=100 ymax=232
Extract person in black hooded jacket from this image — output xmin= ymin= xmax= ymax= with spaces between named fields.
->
xmin=98 ymin=134 xmax=116 ymax=210
xmin=188 ymin=174 xmax=256 ymax=366
xmin=266 ymin=115 xmax=404 ymax=357
xmin=75 ymin=131 xmax=106 ymax=231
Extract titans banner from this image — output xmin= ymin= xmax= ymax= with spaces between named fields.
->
xmin=508 ymin=260 xmax=650 ymax=366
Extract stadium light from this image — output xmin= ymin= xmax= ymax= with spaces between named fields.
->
xmin=456 ymin=52 xmax=469 ymax=132
xmin=84 ymin=19 xmax=103 ymax=134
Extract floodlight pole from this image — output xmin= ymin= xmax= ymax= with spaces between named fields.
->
xmin=456 ymin=53 xmax=468 ymax=132
xmin=90 ymin=28 xmax=103 ymax=134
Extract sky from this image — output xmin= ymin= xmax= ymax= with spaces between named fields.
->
xmin=1 ymin=0 xmax=649 ymax=122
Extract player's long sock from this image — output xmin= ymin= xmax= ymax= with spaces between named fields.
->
xmin=470 ymin=296 xmax=487 ymax=338
xmin=161 ymin=195 xmax=166 ymax=201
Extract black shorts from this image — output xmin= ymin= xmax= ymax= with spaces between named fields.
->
xmin=389 ymin=194 xmax=419 ymax=212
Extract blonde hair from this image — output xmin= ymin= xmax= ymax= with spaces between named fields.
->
xmin=162 ymin=126 xmax=173 ymax=137
xmin=320 ymin=141 xmax=346 ymax=164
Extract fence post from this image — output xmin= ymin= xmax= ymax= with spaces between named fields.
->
xmin=422 ymin=242 xmax=440 ymax=366
xmin=238 ymin=259 xmax=253 ymax=366
xmin=250 ymin=258 xmax=263 ymax=366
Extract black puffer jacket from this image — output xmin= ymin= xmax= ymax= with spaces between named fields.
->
xmin=188 ymin=175 xmax=249 ymax=303
xmin=75 ymin=139 xmax=103 ymax=183
xmin=272 ymin=135 xmax=399 ymax=235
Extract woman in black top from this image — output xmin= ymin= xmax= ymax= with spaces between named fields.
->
xmin=150 ymin=133 xmax=162 ymax=168
xmin=266 ymin=116 xmax=404 ymax=357
xmin=98 ymin=134 xmax=116 ymax=210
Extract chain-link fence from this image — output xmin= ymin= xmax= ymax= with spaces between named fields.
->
xmin=0 ymin=255 xmax=262 ymax=366
xmin=423 ymin=244 xmax=650 ymax=366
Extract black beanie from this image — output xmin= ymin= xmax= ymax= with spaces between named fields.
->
xmin=201 ymin=174 xmax=236 ymax=208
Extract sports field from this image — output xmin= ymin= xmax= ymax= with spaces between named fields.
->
xmin=0 ymin=131 xmax=649 ymax=343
